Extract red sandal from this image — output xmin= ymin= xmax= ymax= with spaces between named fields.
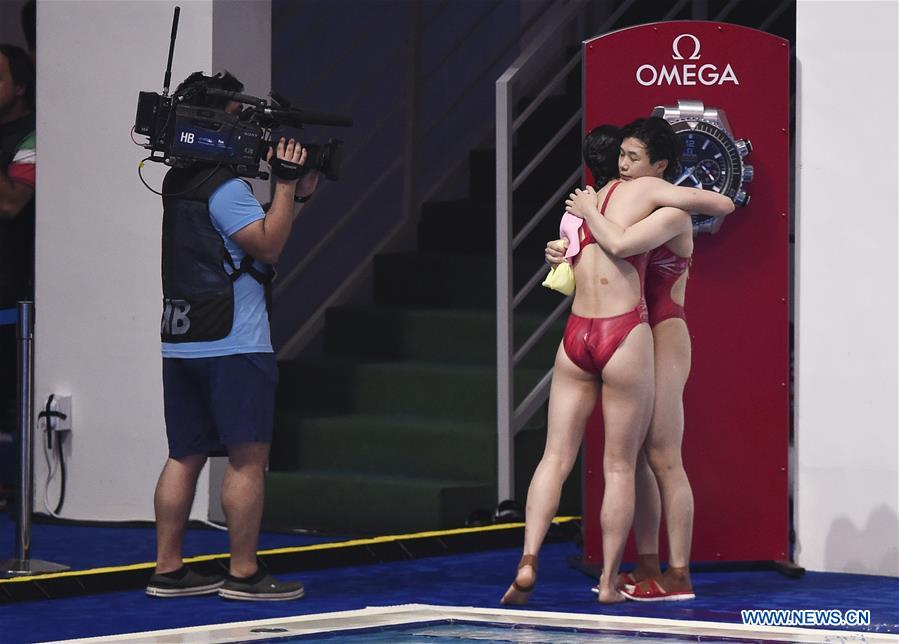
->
xmin=591 ymin=571 xmax=636 ymax=595
xmin=621 ymin=577 xmax=695 ymax=602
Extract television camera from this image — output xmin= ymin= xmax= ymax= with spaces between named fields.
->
xmin=134 ymin=7 xmax=352 ymax=183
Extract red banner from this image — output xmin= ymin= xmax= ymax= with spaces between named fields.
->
xmin=581 ymin=21 xmax=790 ymax=565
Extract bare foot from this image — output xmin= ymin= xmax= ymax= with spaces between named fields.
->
xmin=595 ymin=574 xmax=627 ymax=604
xmin=501 ymin=557 xmax=537 ymax=605
xmin=597 ymin=586 xmax=626 ymax=604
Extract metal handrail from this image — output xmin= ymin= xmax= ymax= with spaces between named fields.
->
xmin=511 ymin=110 xmax=582 ymax=191
xmin=513 ymin=166 xmax=581 ymax=249
xmin=420 ymin=1 xmax=503 ymax=80
xmin=277 ymin=0 xmax=561 ymax=358
xmin=423 ymin=5 xmax=552 ymax=139
xmin=496 ymin=0 xmax=588 ymax=502
xmin=513 ymin=295 xmax=571 ymax=365
xmin=513 ymin=264 xmax=551 ymax=309
xmin=513 ymin=368 xmax=553 ymax=429
xmin=275 ymin=2 xmax=517 ymax=300
xmin=663 ymin=0 xmax=692 ymax=20
xmin=599 ymin=0 xmax=641 ymax=30
xmin=273 ymin=156 xmax=403 ymax=299
xmin=276 ymin=197 xmax=409 ymax=359
xmin=512 ymin=49 xmax=581 ymax=131
xmin=715 ymin=0 xmax=744 ymax=20
xmin=759 ymin=0 xmax=792 ymax=30
xmin=272 ymin=98 xmax=404 ymax=297
xmin=495 ymin=0 xmax=762 ymax=505
xmin=494 ymin=0 xmax=648 ymax=503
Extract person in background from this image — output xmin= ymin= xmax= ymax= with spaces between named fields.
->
xmin=0 ymin=44 xmax=35 ymax=509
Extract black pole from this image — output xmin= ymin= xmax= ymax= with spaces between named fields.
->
xmin=13 ymin=302 xmax=34 ymax=562
xmin=0 ymin=302 xmax=68 ymax=577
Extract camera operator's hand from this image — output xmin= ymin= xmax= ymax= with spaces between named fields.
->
xmin=266 ymin=137 xmax=305 ymax=184
xmin=239 ymin=138 xmax=314 ymax=265
xmin=296 ymin=165 xmax=320 ymax=201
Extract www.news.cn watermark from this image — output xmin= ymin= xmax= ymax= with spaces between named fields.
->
xmin=741 ymin=609 xmax=871 ymax=628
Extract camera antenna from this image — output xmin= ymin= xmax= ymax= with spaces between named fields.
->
xmin=162 ymin=6 xmax=181 ymax=97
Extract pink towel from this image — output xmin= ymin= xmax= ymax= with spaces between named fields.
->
xmin=560 ymin=212 xmax=583 ymax=261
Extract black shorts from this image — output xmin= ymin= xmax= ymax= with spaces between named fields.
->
xmin=162 ymin=353 xmax=278 ymax=458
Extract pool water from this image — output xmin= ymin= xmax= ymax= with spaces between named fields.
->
xmin=243 ymin=621 xmax=783 ymax=643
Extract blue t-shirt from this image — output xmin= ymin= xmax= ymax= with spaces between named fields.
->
xmin=161 ymin=179 xmax=273 ymax=358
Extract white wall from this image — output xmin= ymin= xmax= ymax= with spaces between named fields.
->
xmin=796 ymin=0 xmax=899 ymax=575
xmin=208 ymin=0 xmax=272 ymax=522
xmin=34 ymin=0 xmax=269 ymax=522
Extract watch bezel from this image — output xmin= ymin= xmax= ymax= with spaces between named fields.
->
xmin=668 ymin=120 xmax=745 ymax=200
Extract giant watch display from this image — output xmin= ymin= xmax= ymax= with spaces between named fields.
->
xmin=652 ymin=100 xmax=753 ymax=234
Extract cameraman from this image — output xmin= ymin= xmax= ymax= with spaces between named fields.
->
xmin=146 ymin=71 xmax=318 ymax=601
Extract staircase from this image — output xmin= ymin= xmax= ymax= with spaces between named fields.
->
xmin=264 ymin=83 xmax=584 ymax=535
xmin=263 ymin=0 xmax=797 ymax=536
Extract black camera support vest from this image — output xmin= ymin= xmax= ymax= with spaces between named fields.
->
xmin=160 ymin=165 xmax=272 ymax=343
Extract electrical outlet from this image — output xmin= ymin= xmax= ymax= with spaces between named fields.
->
xmin=51 ymin=395 xmax=72 ymax=433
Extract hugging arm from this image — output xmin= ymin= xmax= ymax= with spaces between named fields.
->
xmin=591 ymin=207 xmax=691 ymax=257
xmin=640 ymin=177 xmax=736 ymax=217
xmin=565 ymin=186 xmax=690 ymax=257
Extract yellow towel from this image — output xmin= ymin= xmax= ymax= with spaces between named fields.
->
xmin=541 ymin=262 xmax=575 ymax=296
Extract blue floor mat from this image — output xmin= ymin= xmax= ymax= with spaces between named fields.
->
xmin=2 ymin=541 xmax=897 ymax=643
xmin=0 ymin=509 xmax=348 ymax=571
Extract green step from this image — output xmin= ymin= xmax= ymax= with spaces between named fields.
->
xmin=264 ymin=469 xmax=495 ymax=534
xmin=277 ymin=361 xmax=547 ymax=421
xmin=271 ymin=414 xmax=495 ymax=480
xmin=324 ymin=307 xmax=565 ymax=367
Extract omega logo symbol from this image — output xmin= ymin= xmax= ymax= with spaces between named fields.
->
xmin=636 ymin=33 xmax=738 ymax=87
xmin=671 ymin=34 xmax=701 ymax=60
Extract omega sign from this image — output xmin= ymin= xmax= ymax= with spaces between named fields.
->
xmin=636 ymin=34 xmax=739 ymax=86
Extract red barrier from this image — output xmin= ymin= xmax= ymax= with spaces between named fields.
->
xmin=581 ymin=22 xmax=790 ymax=566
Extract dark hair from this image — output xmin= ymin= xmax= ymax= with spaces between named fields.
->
xmin=174 ymin=71 xmax=244 ymax=109
xmin=583 ymin=124 xmax=622 ymax=187
xmin=620 ymin=116 xmax=680 ymax=181
xmin=0 ymin=44 xmax=35 ymax=110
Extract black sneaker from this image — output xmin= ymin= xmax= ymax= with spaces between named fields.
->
xmin=145 ymin=566 xmax=224 ymax=598
xmin=218 ymin=568 xmax=305 ymax=601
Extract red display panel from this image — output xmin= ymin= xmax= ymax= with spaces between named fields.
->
xmin=581 ymin=22 xmax=790 ymax=565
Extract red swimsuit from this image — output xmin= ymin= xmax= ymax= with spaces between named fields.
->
xmin=562 ymin=182 xmax=649 ymax=375
xmin=645 ymin=246 xmax=690 ymax=327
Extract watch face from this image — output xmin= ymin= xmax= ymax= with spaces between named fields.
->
xmin=669 ymin=121 xmax=743 ymax=199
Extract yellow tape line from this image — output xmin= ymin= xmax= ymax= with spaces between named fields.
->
xmin=0 ymin=516 xmax=580 ymax=584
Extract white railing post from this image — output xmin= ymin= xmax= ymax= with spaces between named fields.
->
xmin=495 ymin=76 xmax=514 ymax=503
xmin=494 ymin=0 xmax=589 ymax=504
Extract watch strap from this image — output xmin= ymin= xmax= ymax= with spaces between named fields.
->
xmin=652 ymin=99 xmax=732 ymax=135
